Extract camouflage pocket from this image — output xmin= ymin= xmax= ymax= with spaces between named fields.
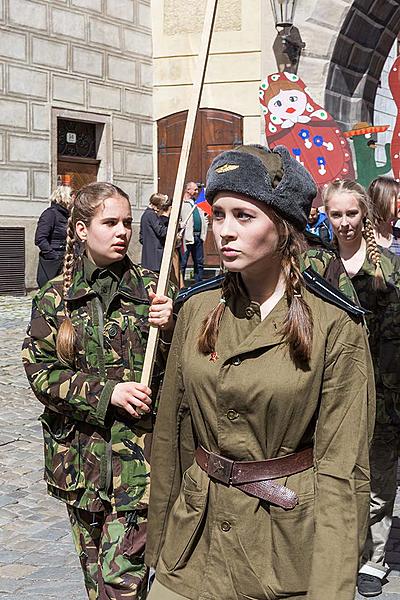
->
xmin=39 ymin=411 xmax=85 ymax=491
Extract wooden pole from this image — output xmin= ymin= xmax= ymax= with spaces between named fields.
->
xmin=141 ymin=0 xmax=218 ymax=386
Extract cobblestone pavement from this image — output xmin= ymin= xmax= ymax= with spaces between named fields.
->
xmin=1 ymin=295 xmax=400 ymax=599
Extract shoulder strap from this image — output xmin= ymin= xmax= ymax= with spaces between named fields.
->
xmin=302 ymin=267 xmax=367 ymax=317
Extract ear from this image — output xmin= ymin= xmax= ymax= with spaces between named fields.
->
xmin=75 ymin=220 xmax=88 ymax=241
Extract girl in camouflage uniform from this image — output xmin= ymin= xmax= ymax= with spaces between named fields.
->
xmin=324 ymin=179 xmax=400 ymax=598
xmin=22 ymin=182 xmax=174 ymax=600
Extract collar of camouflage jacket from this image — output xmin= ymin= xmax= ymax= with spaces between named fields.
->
xmin=65 ymin=257 xmax=151 ymax=304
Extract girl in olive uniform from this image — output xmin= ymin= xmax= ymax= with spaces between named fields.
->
xmin=23 ymin=182 xmax=174 ymax=600
xmin=324 ymin=179 xmax=400 ymax=598
xmin=146 ymin=146 xmax=375 ymax=600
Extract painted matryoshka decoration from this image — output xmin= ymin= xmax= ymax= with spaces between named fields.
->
xmin=389 ymin=55 xmax=400 ymax=181
xmin=259 ymin=72 xmax=355 ymax=194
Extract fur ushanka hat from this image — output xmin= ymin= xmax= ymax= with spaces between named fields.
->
xmin=205 ymin=144 xmax=317 ymax=231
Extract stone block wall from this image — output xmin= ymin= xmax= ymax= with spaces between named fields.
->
xmin=0 ymin=0 xmax=153 ymax=289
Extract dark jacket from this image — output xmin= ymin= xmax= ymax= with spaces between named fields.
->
xmin=139 ymin=207 xmax=168 ymax=272
xmin=35 ymin=202 xmax=69 ymax=260
xmin=305 ymin=213 xmax=332 ymax=246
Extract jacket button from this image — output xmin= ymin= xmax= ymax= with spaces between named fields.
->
xmin=231 ymin=357 xmax=241 ymax=366
xmin=220 ymin=521 xmax=231 ymax=532
xmin=245 ymin=306 xmax=254 ymax=318
xmin=109 ymin=324 xmax=118 ymax=338
xmin=226 ymin=409 xmax=239 ymax=421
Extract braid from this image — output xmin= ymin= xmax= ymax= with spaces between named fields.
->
xmin=56 ymin=212 xmax=77 ymax=365
xmin=280 ymin=235 xmax=313 ymax=364
xmin=62 ymin=214 xmax=76 ymax=299
xmin=198 ymin=272 xmax=236 ymax=354
xmin=363 ymin=216 xmax=385 ymax=289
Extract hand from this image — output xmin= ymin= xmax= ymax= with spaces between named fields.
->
xmin=110 ymin=382 xmax=152 ymax=418
xmin=148 ymin=292 xmax=174 ymax=331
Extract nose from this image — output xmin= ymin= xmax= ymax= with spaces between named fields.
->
xmin=218 ymin=216 xmax=237 ymax=241
xmin=116 ymin=222 xmax=128 ymax=236
xmin=340 ymin=215 xmax=349 ymax=226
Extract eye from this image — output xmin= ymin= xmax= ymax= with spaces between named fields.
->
xmin=289 ymin=96 xmax=297 ymax=102
xmin=212 ymin=208 xmax=224 ymax=220
xmin=237 ymin=211 xmax=253 ymax=221
xmin=274 ymin=100 xmax=282 ymax=107
xmin=329 ymin=212 xmax=341 ymax=219
xmin=124 ymin=218 xmax=133 ymax=227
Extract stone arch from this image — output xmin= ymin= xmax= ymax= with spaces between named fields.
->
xmin=324 ymin=0 xmax=400 ymax=130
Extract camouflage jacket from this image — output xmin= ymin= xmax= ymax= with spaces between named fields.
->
xmin=22 ymin=258 xmax=173 ymax=512
xmin=351 ymin=248 xmax=400 ymax=425
xmin=300 ymin=247 xmax=359 ymax=303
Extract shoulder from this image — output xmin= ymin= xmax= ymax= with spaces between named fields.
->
xmin=303 ymin=286 xmax=364 ymax=342
xmin=33 ymin=275 xmax=64 ymax=317
xmin=180 ymin=288 xmax=220 ymax=320
xmin=38 ymin=206 xmax=55 ymax=221
xmin=300 ymin=247 xmax=337 ymax=273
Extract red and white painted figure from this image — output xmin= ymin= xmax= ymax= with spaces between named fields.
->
xmin=389 ymin=56 xmax=400 ymax=181
xmin=259 ymin=72 xmax=355 ymax=197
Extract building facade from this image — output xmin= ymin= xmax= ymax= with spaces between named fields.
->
xmin=0 ymin=0 xmax=153 ymax=290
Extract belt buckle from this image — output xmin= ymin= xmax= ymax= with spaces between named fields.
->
xmin=207 ymin=452 xmax=234 ymax=484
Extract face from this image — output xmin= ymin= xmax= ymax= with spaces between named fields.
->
xmin=212 ymin=193 xmax=281 ymax=277
xmin=186 ymin=182 xmax=199 ymax=199
xmin=76 ymin=195 xmax=132 ymax=267
xmin=267 ymin=89 xmax=307 ymax=120
xmin=308 ymin=207 xmax=319 ymax=225
xmin=325 ymin=192 xmax=365 ymax=245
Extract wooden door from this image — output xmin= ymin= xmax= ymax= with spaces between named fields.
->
xmin=58 ymin=158 xmax=99 ymax=191
xmin=157 ymin=108 xmax=243 ymax=266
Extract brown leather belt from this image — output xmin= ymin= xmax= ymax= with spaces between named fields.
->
xmin=195 ymin=446 xmax=313 ymax=510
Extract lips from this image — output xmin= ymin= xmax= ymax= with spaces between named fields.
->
xmin=286 ymin=107 xmax=295 ymax=114
xmin=220 ymin=246 xmax=240 ymax=257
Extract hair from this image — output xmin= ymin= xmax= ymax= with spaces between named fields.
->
xmin=149 ymin=192 xmax=169 ymax=212
xmin=322 ymin=179 xmax=385 ymax=289
xmin=263 ymin=79 xmax=303 ymax=106
xmin=56 ymin=182 xmax=130 ymax=365
xmin=368 ymin=176 xmax=400 ymax=225
xmin=50 ymin=185 xmax=72 ymax=209
xmin=198 ymin=219 xmax=313 ymax=364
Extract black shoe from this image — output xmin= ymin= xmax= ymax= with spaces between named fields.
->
xmin=357 ymin=573 xmax=382 ymax=597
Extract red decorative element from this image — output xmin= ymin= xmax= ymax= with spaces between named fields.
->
xmin=209 ymin=351 xmax=219 ymax=362
xmin=259 ymin=72 xmax=355 ymax=202
xmin=344 ymin=124 xmax=389 ymax=138
xmin=389 ymin=56 xmax=400 ymax=182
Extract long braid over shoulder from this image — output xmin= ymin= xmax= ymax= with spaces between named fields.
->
xmin=55 ymin=182 xmax=130 ymax=365
xmin=363 ymin=215 xmax=385 ymax=289
xmin=56 ymin=212 xmax=77 ymax=364
xmin=197 ymin=222 xmax=313 ymax=364
xmin=323 ymin=179 xmax=385 ymax=290
xmin=279 ymin=225 xmax=313 ymax=363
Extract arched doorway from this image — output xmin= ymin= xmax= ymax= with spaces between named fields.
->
xmin=324 ymin=1 xmax=400 ymax=129
xmin=157 ymin=108 xmax=243 ymax=266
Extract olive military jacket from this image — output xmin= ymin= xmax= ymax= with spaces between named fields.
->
xmin=22 ymin=258 xmax=170 ymax=512
xmin=146 ymin=288 xmax=375 ymax=600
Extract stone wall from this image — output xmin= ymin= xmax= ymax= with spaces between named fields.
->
xmin=0 ymin=0 xmax=152 ymax=289
xmin=152 ymin=0 xmax=262 ymax=147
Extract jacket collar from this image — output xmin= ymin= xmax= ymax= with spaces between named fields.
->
xmin=222 ymin=293 xmax=288 ymax=361
xmin=65 ymin=256 xmax=150 ymax=304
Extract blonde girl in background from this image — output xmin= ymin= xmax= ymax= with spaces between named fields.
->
xmin=23 ymin=182 xmax=174 ymax=600
xmin=323 ymin=179 xmax=400 ymax=598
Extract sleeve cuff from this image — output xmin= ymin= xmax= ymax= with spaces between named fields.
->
xmin=96 ymin=379 xmax=117 ymax=425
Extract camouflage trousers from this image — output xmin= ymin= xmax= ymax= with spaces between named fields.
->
xmin=67 ymin=505 xmax=148 ymax=600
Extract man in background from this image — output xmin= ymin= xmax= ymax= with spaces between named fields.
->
xmin=306 ymin=206 xmax=332 ymax=246
xmin=180 ymin=182 xmax=208 ymax=282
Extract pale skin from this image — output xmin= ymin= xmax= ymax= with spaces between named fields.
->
xmin=212 ymin=192 xmax=286 ymax=321
xmin=75 ymin=194 xmax=174 ymax=418
xmin=325 ymin=191 xmax=366 ymax=277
